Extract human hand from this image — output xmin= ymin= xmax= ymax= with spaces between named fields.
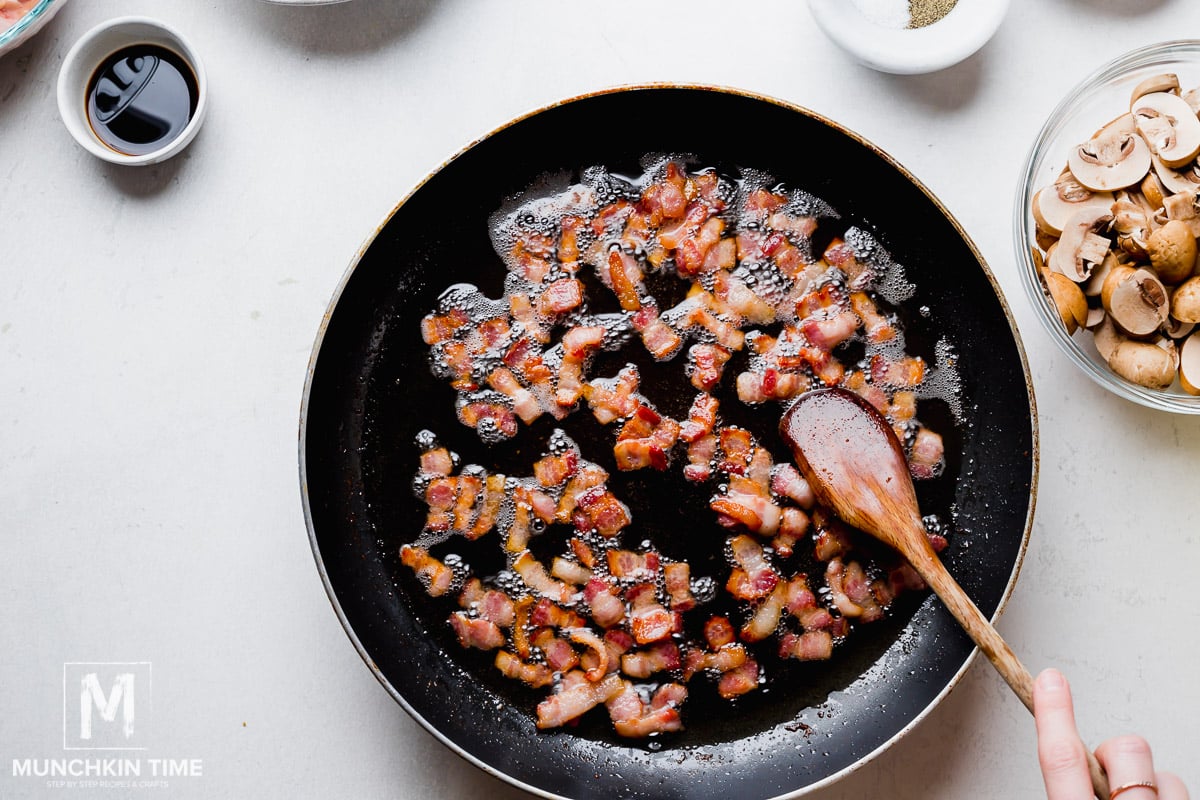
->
xmin=1033 ymin=668 xmax=1190 ymax=800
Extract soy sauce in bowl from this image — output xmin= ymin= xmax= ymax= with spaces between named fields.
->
xmin=86 ymin=44 xmax=198 ymax=156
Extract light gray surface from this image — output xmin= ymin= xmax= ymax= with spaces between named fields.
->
xmin=1 ymin=1 xmax=1197 ymax=797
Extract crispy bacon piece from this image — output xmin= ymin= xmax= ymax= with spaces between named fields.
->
xmin=533 ymin=449 xmax=579 ymax=488
xmin=628 ymin=583 xmax=676 ymax=644
xmin=683 ymin=433 xmax=716 ymax=483
xmin=583 ymin=578 xmax=627 ymax=629
xmin=725 ymin=535 xmax=780 ymax=602
xmin=712 ymin=270 xmax=774 ymax=325
xmin=607 ymin=549 xmax=660 ymax=580
xmin=770 ymin=464 xmax=814 ymax=509
xmin=641 ymin=163 xmax=689 ymax=226
xmin=488 ymin=367 xmax=542 ymax=425
xmin=664 ymin=562 xmax=695 ymax=612
xmin=556 ymin=325 xmax=606 ymax=407
xmin=591 ymin=199 xmax=635 ymax=238
xmin=813 ymin=510 xmax=854 ymax=562
xmin=538 ymin=278 xmax=584 ymax=316
xmin=717 ymin=427 xmax=754 ymax=475
xmin=419 ymin=447 xmax=454 ymax=476
xmin=842 ymin=369 xmax=889 ymax=413
xmin=423 ymin=476 xmax=456 ymax=532
xmin=711 ymin=474 xmax=783 ymax=536
xmin=778 ymin=630 xmax=834 ymax=661
xmin=800 ymin=311 xmax=859 ymax=351
xmin=421 ymin=308 xmax=470 ymax=345
xmin=568 ymin=627 xmax=611 ymax=681
xmin=495 ymin=651 xmax=554 ymax=688
xmin=558 ymin=214 xmax=583 ymax=267
xmin=850 ymin=291 xmax=895 ymax=343
xmin=452 ymin=473 xmax=482 ymax=532
xmin=735 ymin=368 xmax=806 ymax=404
xmin=773 ymin=507 xmax=810 ymax=558
xmin=556 ymin=463 xmax=608 ymax=522
xmin=620 ymin=641 xmax=681 ymax=678
xmin=677 ymin=292 xmax=745 ymax=350
xmin=683 ymin=642 xmax=749 ymax=681
xmin=509 ymin=294 xmax=550 ymax=343
xmin=909 ymin=427 xmax=945 ymax=480
xmin=826 ymin=558 xmax=884 ymax=622
xmin=399 ymin=545 xmax=454 ymax=597
xmin=570 ymin=537 xmax=597 ymax=569
xmin=658 ymin=201 xmax=711 ymax=250
xmin=679 ymin=393 xmax=719 ymax=443
xmin=450 ymin=612 xmax=505 ymax=650
xmin=871 ymin=354 xmax=926 ymax=388
xmin=438 ymin=340 xmax=477 ymax=391
xmin=823 ymin=237 xmax=875 ymax=288
xmin=574 ymin=486 xmax=632 ymax=537
xmin=606 ymin=681 xmax=686 ymax=738
xmin=784 ymin=577 xmax=833 ymax=632
xmin=631 ymin=303 xmax=683 ymax=360
xmin=613 ymin=405 xmax=679 ymax=471
xmin=513 ymin=551 xmax=575 ymax=605
xmin=511 ymin=596 xmax=534 ymax=659
xmin=529 ymin=597 xmax=586 ymax=630
xmin=887 ymin=390 xmax=918 ymax=423
xmin=582 ymin=365 xmax=641 ymax=424
xmin=551 ymin=556 xmax=593 ymax=586
xmin=510 ymin=235 xmax=554 ymax=283
xmin=741 ymin=580 xmax=788 ymax=643
xmin=606 ymin=249 xmax=643 ymax=311
xmin=704 ymin=616 xmax=736 ymax=649
xmin=717 ymin=660 xmax=760 ymax=698
xmin=536 ymin=671 xmax=625 ymax=729
xmin=687 ymin=344 xmax=731 ymax=392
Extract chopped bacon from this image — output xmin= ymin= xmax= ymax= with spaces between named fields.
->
xmin=725 ymin=535 xmax=780 ymax=602
xmin=606 ymin=681 xmax=686 ymax=738
xmin=472 ymin=317 xmax=511 ymax=353
xmin=458 ymin=400 xmax=518 ymax=439
xmin=813 ymin=510 xmax=854 ymax=562
xmin=556 ymin=463 xmax=608 ymax=522
xmin=687 ymin=343 xmax=731 ymax=392
xmin=684 ymin=433 xmax=716 ymax=482
xmin=783 ymin=577 xmax=832 ymax=631
xmin=420 ymin=308 xmax=470 ymax=345
xmin=510 ymin=236 xmax=553 ymax=283
xmin=850 ymin=291 xmax=895 ymax=343
xmin=631 ymin=303 xmax=684 ymax=360
xmin=505 ymin=489 xmax=533 ymax=552
xmin=823 ymin=238 xmax=874 ymax=289
xmin=529 ymin=597 xmax=586 ymax=630
xmin=679 ymin=294 xmax=745 ymax=350
xmin=717 ymin=427 xmax=754 ymax=474
xmin=583 ymin=578 xmax=627 ymax=628
xmin=438 ymin=340 xmax=477 ymax=391
xmin=800 ymin=311 xmax=859 ymax=351
xmin=770 ymin=464 xmax=814 ymax=509
xmin=741 ymin=580 xmax=787 ymax=642
xmin=536 ymin=671 xmax=624 ymax=729
xmin=495 ymin=651 xmax=554 ymax=688
xmin=778 ymin=630 xmax=834 ymax=661
xmin=582 ymin=365 xmax=641 ymax=424
xmin=513 ymin=551 xmax=575 ymax=605
xmin=607 ymin=549 xmax=660 ymax=580
xmin=556 ymin=325 xmax=606 ymax=407
xmin=567 ymin=627 xmax=611 ymax=681
xmin=452 ymin=473 xmax=482 ymax=532
xmin=419 ymin=447 xmax=454 ymax=476
xmin=574 ymin=486 xmax=632 ymax=537
xmin=641 ymin=164 xmax=689 ymax=226
xmin=459 ymin=579 xmax=515 ymax=627
xmin=606 ymin=248 xmax=643 ymax=311
xmin=871 ymin=354 xmax=926 ymax=388
xmin=767 ymin=210 xmax=818 ymax=241
xmin=888 ymin=390 xmax=918 ymax=423
xmin=399 ymin=545 xmax=455 ymax=597
xmin=551 ymin=556 xmax=593 ymax=586
xmin=843 ymin=369 xmax=889 ymax=413
xmin=826 ymin=558 xmax=884 ymax=622
xmin=488 ymin=367 xmax=542 ymax=424
xmin=628 ymin=583 xmax=676 ymax=644
xmin=717 ymin=660 xmax=760 ymax=698
xmin=509 ymin=294 xmax=549 ymax=343
xmin=570 ymin=537 xmax=597 ymax=569
xmin=562 ymin=324 xmax=607 ymax=358
xmin=558 ymin=215 xmax=583 ymax=267
xmin=773 ymin=507 xmax=810 ymax=558
xmin=450 ymin=612 xmax=505 ymax=650
xmin=621 ymin=641 xmax=681 ymax=678
xmin=712 ymin=270 xmax=775 ymax=325
xmin=909 ymin=427 xmax=945 ymax=480
xmin=591 ymin=199 xmax=635 ymax=237
xmin=684 ymin=642 xmax=749 ymax=681
xmin=679 ymin=393 xmax=719 ymax=443
xmin=664 ymin=562 xmax=695 ymax=611
xmin=533 ymin=628 xmax=580 ymax=672
xmin=423 ymin=476 xmax=456 ymax=532
xmin=533 ymin=449 xmax=579 ymax=488
xmin=705 ymin=616 xmax=737 ymax=649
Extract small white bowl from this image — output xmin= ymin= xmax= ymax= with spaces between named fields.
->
xmin=0 ymin=0 xmax=69 ymax=59
xmin=808 ymin=0 xmax=1009 ymax=75
xmin=57 ymin=17 xmax=208 ymax=166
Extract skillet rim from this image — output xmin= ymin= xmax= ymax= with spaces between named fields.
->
xmin=297 ymin=82 xmax=1039 ymax=800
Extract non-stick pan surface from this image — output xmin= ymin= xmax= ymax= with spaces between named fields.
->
xmin=300 ymin=86 xmax=1036 ymax=800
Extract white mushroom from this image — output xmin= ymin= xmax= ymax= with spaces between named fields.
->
xmin=1086 ymin=307 xmax=1107 ymax=330
xmin=1131 ymin=73 xmax=1181 ymax=106
xmin=1048 ymin=207 xmax=1113 ymax=282
xmin=1141 ymin=171 xmax=1169 ymax=209
xmin=1111 ymin=190 xmax=1152 ymax=259
xmin=1133 ymin=92 xmax=1200 ymax=169
xmin=1146 ymin=219 xmax=1198 ymax=284
xmin=1172 ymin=275 xmax=1200 ymax=323
xmin=1068 ymin=117 xmax=1153 ymax=191
xmin=1180 ymin=331 xmax=1200 ymax=395
xmin=1107 ymin=339 xmax=1177 ymax=389
xmin=1093 ymin=314 xmax=1123 ymax=361
xmin=1162 ymin=313 xmax=1196 ymax=339
xmin=1104 ymin=267 xmax=1170 ymax=337
xmin=1084 ymin=250 xmax=1122 ymax=298
xmin=1042 ymin=269 xmax=1088 ymax=334
xmin=1032 ymin=171 xmax=1113 ymax=236
xmin=1159 ymin=191 xmax=1200 ymax=238
xmin=1151 ymin=154 xmax=1200 ymax=195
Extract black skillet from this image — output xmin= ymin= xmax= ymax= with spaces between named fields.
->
xmin=300 ymin=86 xmax=1037 ymax=800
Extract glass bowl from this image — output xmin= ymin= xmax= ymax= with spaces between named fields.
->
xmin=0 ymin=0 xmax=67 ymax=58
xmin=1015 ymin=40 xmax=1200 ymax=414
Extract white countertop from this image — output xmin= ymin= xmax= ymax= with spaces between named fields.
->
xmin=2 ymin=1 xmax=1197 ymax=798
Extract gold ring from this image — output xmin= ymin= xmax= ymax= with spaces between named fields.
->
xmin=1110 ymin=781 xmax=1158 ymax=799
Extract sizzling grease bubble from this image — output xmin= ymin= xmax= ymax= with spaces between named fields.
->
xmin=914 ymin=337 xmax=965 ymax=423
xmin=844 ymin=227 xmax=915 ymax=305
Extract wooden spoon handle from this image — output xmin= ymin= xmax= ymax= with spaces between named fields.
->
xmin=910 ymin=550 xmax=1111 ymax=799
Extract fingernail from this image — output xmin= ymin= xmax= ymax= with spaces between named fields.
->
xmin=1038 ymin=669 xmax=1066 ymax=691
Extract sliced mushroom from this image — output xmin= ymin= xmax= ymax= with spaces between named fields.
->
xmin=1086 ymin=307 xmax=1107 ymax=330
xmin=1141 ymin=171 xmax=1169 ymax=209
xmin=1146 ymin=219 xmax=1198 ymax=284
xmin=1068 ymin=117 xmax=1152 ymax=191
xmin=1159 ymin=191 xmax=1200 ymax=238
xmin=1111 ymin=190 xmax=1152 ymax=258
xmin=1042 ymin=269 xmax=1088 ymax=334
xmin=1107 ymin=339 xmax=1177 ymax=389
xmin=1085 ymin=250 xmax=1122 ymax=298
xmin=1093 ymin=314 xmax=1123 ymax=361
xmin=1104 ymin=267 xmax=1170 ymax=337
xmin=1131 ymin=73 xmax=1181 ymax=105
xmin=1185 ymin=86 xmax=1200 ymax=115
xmin=1154 ymin=335 xmax=1180 ymax=370
xmin=1133 ymin=92 xmax=1200 ymax=169
xmin=1151 ymin=154 xmax=1200 ymax=195
xmin=1172 ymin=275 xmax=1200 ymax=323
xmin=1048 ymin=207 xmax=1113 ymax=281
xmin=1101 ymin=263 xmax=1136 ymax=310
xmin=1032 ymin=171 xmax=1114 ymax=236
xmin=1162 ymin=313 xmax=1196 ymax=339
xmin=1180 ymin=331 xmax=1200 ymax=395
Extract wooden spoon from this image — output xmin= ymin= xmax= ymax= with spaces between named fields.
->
xmin=780 ymin=387 xmax=1109 ymax=798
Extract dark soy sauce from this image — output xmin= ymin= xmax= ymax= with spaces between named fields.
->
xmin=86 ymin=44 xmax=198 ymax=156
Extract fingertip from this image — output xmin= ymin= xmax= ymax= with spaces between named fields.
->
xmin=1035 ymin=668 xmax=1067 ymax=692
xmin=1034 ymin=669 xmax=1072 ymax=715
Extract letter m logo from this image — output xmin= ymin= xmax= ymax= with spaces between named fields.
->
xmin=64 ymin=663 xmax=151 ymax=750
